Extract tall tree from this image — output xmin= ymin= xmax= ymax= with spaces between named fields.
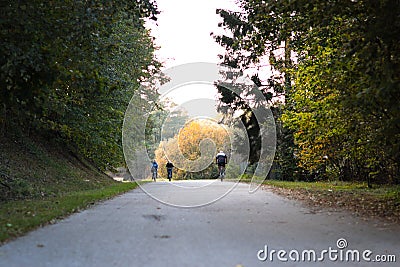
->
xmin=0 ymin=0 xmax=161 ymax=169
xmin=215 ymin=0 xmax=400 ymax=183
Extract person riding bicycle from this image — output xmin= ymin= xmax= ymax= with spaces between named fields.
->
xmin=151 ymin=160 xmax=158 ymax=181
xmin=216 ymin=151 xmax=227 ymax=180
xmin=166 ymin=161 xmax=174 ymax=181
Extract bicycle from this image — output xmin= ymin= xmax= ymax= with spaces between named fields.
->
xmin=151 ymin=167 xmax=157 ymax=182
xmin=218 ymin=165 xmax=225 ymax=181
xmin=167 ymin=167 xmax=173 ymax=181
xmin=216 ymin=151 xmax=227 ymax=182
xmin=166 ymin=161 xmax=174 ymax=182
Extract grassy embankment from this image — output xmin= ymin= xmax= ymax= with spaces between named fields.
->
xmin=0 ymin=134 xmax=139 ymax=244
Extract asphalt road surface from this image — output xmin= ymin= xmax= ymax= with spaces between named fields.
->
xmin=0 ymin=181 xmax=399 ymax=267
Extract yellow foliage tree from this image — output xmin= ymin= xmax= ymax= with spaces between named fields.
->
xmin=155 ymin=119 xmax=230 ymax=179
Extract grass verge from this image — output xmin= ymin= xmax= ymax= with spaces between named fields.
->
xmin=0 ymin=133 xmax=143 ymax=244
xmin=0 ymin=181 xmax=139 ymax=244
xmin=263 ymin=180 xmax=400 ymax=224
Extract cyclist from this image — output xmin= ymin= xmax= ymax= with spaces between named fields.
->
xmin=166 ymin=161 xmax=174 ymax=181
xmin=216 ymin=151 xmax=227 ymax=181
xmin=151 ymin=160 xmax=158 ymax=182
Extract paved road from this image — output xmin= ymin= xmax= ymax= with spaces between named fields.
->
xmin=0 ymin=181 xmax=399 ymax=267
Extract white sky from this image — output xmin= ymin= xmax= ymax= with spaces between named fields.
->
xmin=145 ymin=0 xmax=241 ymax=117
xmin=147 ymin=0 xmax=240 ymax=68
xmin=163 ymin=83 xmax=220 ymax=118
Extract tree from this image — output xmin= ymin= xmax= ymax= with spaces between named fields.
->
xmin=155 ymin=120 xmax=230 ymax=179
xmin=0 ymin=0 xmax=161 ymax=169
xmin=215 ymin=0 xmax=400 ymax=184
xmin=214 ymin=5 xmax=300 ymax=180
xmin=145 ymin=100 xmax=190 ymax=160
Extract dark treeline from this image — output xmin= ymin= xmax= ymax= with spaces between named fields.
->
xmin=215 ymin=0 xmax=400 ymax=185
xmin=0 ymin=0 xmax=161 ymax=169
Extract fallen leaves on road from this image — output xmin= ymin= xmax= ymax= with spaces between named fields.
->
xmin=263 ymin=185 xmax=400 ymax=224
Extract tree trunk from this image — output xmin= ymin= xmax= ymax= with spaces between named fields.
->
xmin=1 ymin=103 xmax=6 ymax=136
xmin=284 ymin=37 xmax=292 ymax=95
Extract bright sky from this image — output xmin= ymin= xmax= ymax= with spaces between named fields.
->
xmin=147 ymin=0 xmax=239 ymax=68
xmin=145 ymin=0 xmax=240 ymax=118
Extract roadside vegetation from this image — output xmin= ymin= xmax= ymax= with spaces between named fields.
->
xmin=0 ymin=182 xmax=138 ymax=244
xmin=235 ymin=175 xmax=400 ymax=223
xmin=263 ymin=180 xmax=400 ymax=224
xmin=1 ymin=1 xmax=159 ymax=243
xmin=0 ymin=133 xmax=140 ymax=244
xmin=1 ymin=1 xmax=160 ymax=171
xmin=214 ymin=0 xmax=400 ymax=186
xmin=213 ymin=0 xmax=399 ymax=223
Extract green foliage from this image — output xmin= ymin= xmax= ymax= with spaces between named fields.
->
xmin=264 ymin=180 xmax=370 ymax=191
xmin=0 ymin=134 xmax=117 ymax=201
xmin=0 ymin=133 xmax=141 ymax=243
xmin=1 ymin=0 xmax=160 ymax=169
xmin=145 ymin=101 xmax=189 ymax=160
xmin=0 ymin=182 xmax=139 ymax=243
xmin=270 ymin=106 xmax=301 ymax=181
xmin=215 ymin=0 xmax=400 ymax=184
xmin=215 ymin=75 xmax=265 ymax=165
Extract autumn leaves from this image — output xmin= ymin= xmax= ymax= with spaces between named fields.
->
xmin=155 ymin=119 xmax=230 ymax=180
